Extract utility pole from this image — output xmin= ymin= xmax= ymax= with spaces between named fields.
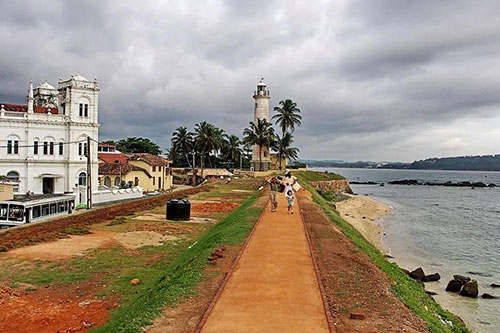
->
xmin=86 ymin=136 xmax=92 ymax=209
xmin=192 ymin=149 xmax=196 ymax=186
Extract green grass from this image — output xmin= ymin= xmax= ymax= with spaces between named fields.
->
xmin=297 ymin=171 xmax=468 ymax=333
xmin=91 ymin=191 xmax=263 ymax=332
xmin=296 ymin=170 xmax=345 ymax=181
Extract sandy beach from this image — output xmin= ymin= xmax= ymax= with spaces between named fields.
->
xmin=335 ymin=194 xmax=392 ymax=252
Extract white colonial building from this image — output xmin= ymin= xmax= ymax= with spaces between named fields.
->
xmin=0 ymin=74 xmax=99 ymax=204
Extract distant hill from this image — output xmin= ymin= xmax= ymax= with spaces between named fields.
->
xmin=408 ymin=154 xmax=500 ymax=171
xmin=301 ymin=154 xmax=500 ymax=171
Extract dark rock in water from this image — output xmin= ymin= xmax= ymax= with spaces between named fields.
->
xmin=460 ymin=280 xmax=479 ymax=298
xmin=423 ymin=273 xmax=441 ymax=282
xmin=384 ymin=254 xmax=394 ymax=259
xmin=446 ymin=279 xmax=465 ymax=292
xmin=467 ymin=271 xmax=493 ymax=277
xmin=388 ymin=179 xmax=419 ymax=185
xmin=453 ymin=275 xmax=471 ymax=283
xmin=481 ymin=293 xmax=497 ymax=299
xmin=488 ymin=183 xmax=498 ymax=187
xmin=409 ymin=267 xmax=426 ymax=280
xmin=426 ymin=290 xmax=438 ymax=296
xmin=350 ymin=181 xmax=379 ymax=185
xmin=402 ymin=268 xmax=410 ymax=275
xmin=490 ymin=283 xmax=500 ymax=288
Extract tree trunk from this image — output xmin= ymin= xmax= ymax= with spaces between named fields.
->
xmin=200 ymin=150 xmax=205 ymax=182
xmin=279 ymin=153 xmax=282 ymax=170
xmin=185 ymin=152 xmax=192 ymax=168
xmin=259 ymin=144 xmax=262 ymax=171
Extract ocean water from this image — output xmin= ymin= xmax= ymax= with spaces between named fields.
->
xmin=311 ymin=167 xmax=500 ymax=333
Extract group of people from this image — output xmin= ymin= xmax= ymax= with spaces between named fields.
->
xmin=266 ymin=170 xmax=300 ymax=214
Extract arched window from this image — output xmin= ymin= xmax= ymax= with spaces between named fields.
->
xmin=78 ymin=172 xmax=87 ymax=186
xmin=114 ymin=177 xmax=120 ymax=186
xmin=104 ymin=177 xmax=111 ymax=187
xmin=7 ymin=171 xmax=20 ymax=193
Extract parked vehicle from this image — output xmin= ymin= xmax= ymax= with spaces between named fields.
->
xmin=0 ymin=194 xmax=75 ymax=227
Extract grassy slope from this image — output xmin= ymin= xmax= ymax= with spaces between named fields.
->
xmin=297 ymin=171 xmax=468 ymax=333
xmin=92 ymin=192 xmax=263 ymax=333
xmin=296 ymin=170 xmax=345 ymax=181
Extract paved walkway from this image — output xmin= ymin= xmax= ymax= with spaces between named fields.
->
xmin=201 ymin=191 xmax=330 ymax=332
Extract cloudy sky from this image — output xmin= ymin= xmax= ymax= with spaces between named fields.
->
xmin=1 ymin=0 xmax=500 ymax=162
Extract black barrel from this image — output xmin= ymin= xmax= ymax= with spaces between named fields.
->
xmin=166 ymin=199 xmax=191 ymax=221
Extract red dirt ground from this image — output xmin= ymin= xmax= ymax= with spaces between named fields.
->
xmin=0 ymin=284 xmax=114 ymax=333
xmin=0 ymin=186 xmax=210 ymax=253
xmin=298 ymin=190 xmax=428 ymax=333
xmin=191 ymin=202 xmax=240 ymax=214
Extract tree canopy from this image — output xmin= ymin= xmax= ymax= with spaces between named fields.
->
xmin=272 ymin=99 xmax=302 ymax=136
xmin=116 ymin=137 xmax=162 ymax=155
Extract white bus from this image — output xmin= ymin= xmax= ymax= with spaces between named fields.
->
xmin=0 ymin=194 xmax=75 ymax=227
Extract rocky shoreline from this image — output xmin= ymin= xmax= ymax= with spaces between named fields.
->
xmin=351 ymin=179 xmax=498 ymax=187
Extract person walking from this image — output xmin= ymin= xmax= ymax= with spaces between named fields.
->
xmin=285 ymin=188 xmax=295 ymax=214
xmin=283 ymin=169 xmax=299 ymax=193
xmin=267 ymin=176 xmax=280 ymax=212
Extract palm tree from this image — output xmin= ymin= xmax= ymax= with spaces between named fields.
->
xmin=272 ymin=132 xmax=300 ymax=170
xmin=171 ymin=126 xmax=194 ymax=167
xmin=243 ymin=118 xmax=276 ymax=171
xmin=195 ymin=121 xmax=224 ymax=176
xmin=272 ymin=99 xmax=302 ymax=136
xmin=222 ymin=135 xmax=243 ymax=168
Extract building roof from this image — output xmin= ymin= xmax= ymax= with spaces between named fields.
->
xmin=129 ymin=153 xmax=171 ymax=166
xmin=98 ymin=162 xmax=152 ymax=178
xmin=72 ymin=73 xmax=89 ymax=81
xmin=98 ymin=152 xmax=129 ymax=164
xmin=37 ymin=81 xmax=56 ymax=90
xmin=0 ymin=103 xmax=59 ymax=114
xmin=98 ymin=143 xmax=116 ymax=148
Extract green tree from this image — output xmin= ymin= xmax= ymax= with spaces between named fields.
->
xmin=221 ymin=135 xmax=243 ymax=168
xmin=272 ymin=132 xmax=300 ymax=170
xmin=166 ymin=147 xmax=182 ymax=166
xmin=243 ymin=118 xmax=276 ymax=171
xmin=194 ymin=122 xmax=225 ymax=176
xmin=116 ymin=137 xmax=162 ymax=155
xmin=171 ymin=126 xmax=194 ymax=167
xmin=272 ymin=99 xmax=302 ymax=136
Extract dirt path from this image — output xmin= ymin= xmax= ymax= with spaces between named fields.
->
xmin=298 ymin=190 xmax=427 ymax=332
xmin=199 ymin=191 xmax=330 ymax=332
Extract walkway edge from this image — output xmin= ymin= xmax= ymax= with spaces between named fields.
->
xmin=299 ymin=190 xmax=336 ymax=333
xmin=194 ymin=197 xmax=269 ymax=333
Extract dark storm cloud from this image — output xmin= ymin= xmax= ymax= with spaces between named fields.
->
xmin=1 ymin=0 xmax=500 ymax=161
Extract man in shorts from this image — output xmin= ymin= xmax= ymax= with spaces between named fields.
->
xmin=267 ymin=176 xmax=280 ymax=212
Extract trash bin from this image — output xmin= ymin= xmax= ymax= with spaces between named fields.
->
xmin=166 ymin=199 xmax=191 ymax=221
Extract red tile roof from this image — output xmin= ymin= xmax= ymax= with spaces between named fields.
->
xmin=130 ymin=153 xmax=171 ymax=166
xmin=98 ymin=152 xmax=129 ymax=164
xmin=98 ymin=143 xmax=116 ymax=148
xmin=0 ymin=103 xmax=59 ymax=114
xmin=98 ymin=162 xmax=152 ymax=178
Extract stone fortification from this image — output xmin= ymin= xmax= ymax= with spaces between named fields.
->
xmin=310 ymin=179 xmax=353 ymax=194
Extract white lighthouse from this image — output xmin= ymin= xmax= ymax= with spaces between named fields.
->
xmin=251 ymin=78 xmax=272 ymax=171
